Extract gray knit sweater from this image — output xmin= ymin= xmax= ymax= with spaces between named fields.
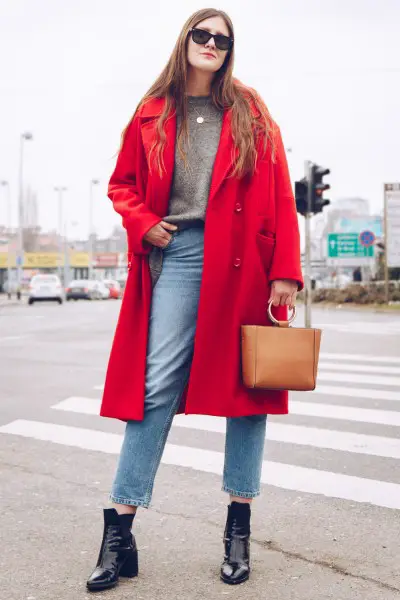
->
xmin=149 ymin=96 xmax=223 ymax=287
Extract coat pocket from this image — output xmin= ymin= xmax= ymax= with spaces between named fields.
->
xmin=256 ymin=232 xmax=276 ymax=275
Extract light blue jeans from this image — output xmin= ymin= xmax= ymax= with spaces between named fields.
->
xmin=110 ymin=227 xmax=267 ymax=508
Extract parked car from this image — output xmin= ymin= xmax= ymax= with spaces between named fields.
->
xmin=96 ymin=281 xmax=111 ymax=299
xmin=66 ymin=280 xmax=110 ymax=301
xmin=28 ymin=274 xmax=63 ymax=305
xmin=315 ymin=273 xmax=353 ymax=290
xmin=103 ymin=279 xmax=122 ymax=299
xmin=117 ymin=274 xmax=128 ymax=290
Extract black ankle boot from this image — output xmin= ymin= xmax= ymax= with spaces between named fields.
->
xmin=220 ymin=502 xmax=251 ymax=585
xmin=86 ymin=508 xmax=138 ymax=592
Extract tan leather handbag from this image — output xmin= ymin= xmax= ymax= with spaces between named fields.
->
xmin=241 ymin=302 xmax=322 ymax=391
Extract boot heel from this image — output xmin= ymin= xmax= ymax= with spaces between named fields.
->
xmin=120 ymin=550 xmax=139 ymax=578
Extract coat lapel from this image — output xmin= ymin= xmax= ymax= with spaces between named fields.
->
xmin=140 ymin=99 xmax=176 ymax=217
xmin=208 ymin=108 xmax=236 ymax=205
xmin=139 ymin=99 xmax=235 ymax=213
xmin=154 ymin=111 xmax=176 ymax=216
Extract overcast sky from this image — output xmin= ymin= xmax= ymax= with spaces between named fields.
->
xmin=0 ymin=0 xmax=399 ymax=239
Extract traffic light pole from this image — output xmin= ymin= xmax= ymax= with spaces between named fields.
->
xmin=295 ymin=161 xmax=330 ymax=327
xmin=304 ymin=161 xmax=313 ymax=328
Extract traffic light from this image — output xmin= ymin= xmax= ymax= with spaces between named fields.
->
xmin=295 ymin=163 xmax=330 ymax=216
xmin=312 ymin=164 xmax=330 ymax=214
xmin=295 ymin=178 xmax=308 ymax=216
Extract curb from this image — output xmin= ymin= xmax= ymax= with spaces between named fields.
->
xmin=0 ymin=297 xmax=22 ymax=308
xmin=309 ymin=302 xmax=400 ymax=314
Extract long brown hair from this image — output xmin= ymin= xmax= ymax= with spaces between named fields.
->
xmin=122 ymin=8 xmax=275 ymax=178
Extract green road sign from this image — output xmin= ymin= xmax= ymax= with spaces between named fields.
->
xmin=328 ymin=233 xmax=374 ymax=258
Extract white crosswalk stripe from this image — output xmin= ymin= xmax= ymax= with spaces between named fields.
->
xmin=310 ymin=385 xmax=399 ymax=402
xmin=290 ymin=401 xmax=400 ymax=427
xmin=319 ymin=362 xmax=400 ymax=375
xmin=52 ymin=397 xmax=400 ymax=459
xmin=1 ymin=352 xmax=400 ymax=510
xmin=94 ymin=381 xmax=400 ymax=401
xmin=52 ymin=396 xmax=400 ymax=427
xmin=318 ymin=371 xmax=400 ymax=387
xmin=315 ymin=321 xmax=400 ymax=336
xmin=1 ymin=419 xmax=400 ymax=510
xmin=320 ymin=352 xmax=400 ymax=364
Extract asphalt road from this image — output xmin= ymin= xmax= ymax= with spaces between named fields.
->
xmin=0 ymin=298 xmax=399 ymax=600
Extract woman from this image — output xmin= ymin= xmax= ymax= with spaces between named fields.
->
xmin=87 ymin=7 xmax=303 ymax=591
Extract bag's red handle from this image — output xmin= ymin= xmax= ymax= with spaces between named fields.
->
xmin=267 ymin=301 xmax=296 ymax=327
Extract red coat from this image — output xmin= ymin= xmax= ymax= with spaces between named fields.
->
xmin=100 ymin=95 xmax=303 ymax=421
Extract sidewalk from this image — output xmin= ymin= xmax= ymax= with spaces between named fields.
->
xmin=297 ymin=299 xmax=400 ymax=314
xmin=313 ymin=302 xmax=400 ymax=314
xmin=1 ymin=435 xmax=398 ymax=600
xmin=0 ymin=294 xmax=23 ymax=308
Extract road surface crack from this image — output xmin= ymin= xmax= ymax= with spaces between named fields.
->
xmin=260 ymin=539 xmax=399 ymax=593
xmin=152 ymin=508 xmax=399 ymax=593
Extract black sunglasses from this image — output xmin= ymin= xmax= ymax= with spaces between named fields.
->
xmin=189 ymin=27 xmax=233 ymax=52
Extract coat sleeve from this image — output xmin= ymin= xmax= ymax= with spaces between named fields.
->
xmin=268 ymin=126 xmax=304 ymax=290
xmin=108 ymin=115 xmax=161 ymax=254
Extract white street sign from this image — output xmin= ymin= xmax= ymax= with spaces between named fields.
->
xmin=384 ymin=183 xmax=400 ymax=268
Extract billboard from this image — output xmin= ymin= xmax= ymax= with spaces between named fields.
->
xmin=0 ymin=252 xmax=89 ymax=268
xmin=384 ymin=183 xmax=400 ymax=268
xmin=335 ymin=216 xmax=383 ymax=237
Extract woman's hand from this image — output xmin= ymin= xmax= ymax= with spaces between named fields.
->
xmin=269 ymin=279 xmax=298 ymax=310
xmin=144 ymin=221 xmax=178 ymax=248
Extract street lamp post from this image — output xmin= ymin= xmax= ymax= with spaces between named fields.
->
xmin=89 ymin=179 xmax=99 ymax=279
xmin=0 ymin=181 xmax=11 ymax=295
xmin=54 ymin=186 xmax=67 ymax=283
xmin=18 ymin=132 xmax=33 ymax=295
xmin=67 ymin=220 xmax=79 ymax=281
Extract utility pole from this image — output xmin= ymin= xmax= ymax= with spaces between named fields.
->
xmin=89 ymin=179 xmax=99 ymax=279
xmin=54 ymin=186 xmax=67 ymax=283
xmin=0 ymin=181 xmax=11 ymax=295
xmin=17 ymin=132 xmax=33 ymax=296
xmin=304 ymin=161 xmax=313 ymax=328
xmin=64 ymin=220 xmax=69 ymax=288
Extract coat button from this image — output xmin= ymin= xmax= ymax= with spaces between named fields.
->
xmin=235 ymin=202 xmax=242 ymax=212
xmin=233 ymin=258 xmax=241 ymax=268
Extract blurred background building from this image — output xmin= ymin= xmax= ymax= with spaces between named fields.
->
xmin=0 ymin=222 xmax=128 ymax=292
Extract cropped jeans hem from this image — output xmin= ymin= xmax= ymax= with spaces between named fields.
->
xmin=221 ymin=486 xmax=261 ymax=499
xmin=109 ymin=494 xmax=150 ymax=509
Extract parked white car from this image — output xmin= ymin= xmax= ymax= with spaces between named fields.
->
xmin=96 ymin=280 xmax=111 ymax=299
xmin=28 ymin=274 xmax=63 ymax=305
xmin=315 ymin=273 xmax=353 ymax=289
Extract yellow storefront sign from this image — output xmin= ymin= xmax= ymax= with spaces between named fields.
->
xmin=0 ymin=254 xmax=16 ymax=268
xmin=70 ymin=252 xmax=89 ymax=267
xmin=0 ymin=252 xmax=90 ymax=268
xmin=24 ymin=253 xmax=60 ymax=268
